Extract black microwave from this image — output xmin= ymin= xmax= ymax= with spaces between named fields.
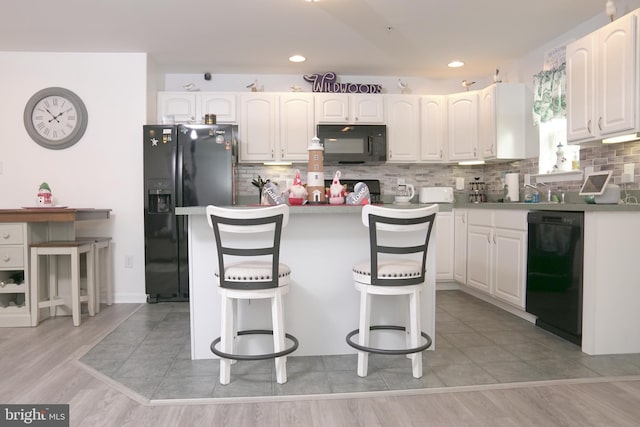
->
xmin=316 ymin=124 xmax=387 ymax=164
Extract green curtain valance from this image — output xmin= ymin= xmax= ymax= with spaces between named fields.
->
xmin=533 ymin=63 xmax=566 ymax=124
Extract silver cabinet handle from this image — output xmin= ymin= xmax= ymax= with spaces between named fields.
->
xmin=281 ymin=148 xmax=284 ymax=158
xmin=2 ymin=255 xmax=9 ymax=262
xmin=440 ymin=150 xmax=443 ymax=159
xmin=587 ymin=119 xmax=592 ymax=134
xmin=271 ymin=149 xmax=274 ymax=159
xmin=598 ymin=117 xmax=603 ymax=131
xmin=2 ymin=232 xmax=9 ymax=240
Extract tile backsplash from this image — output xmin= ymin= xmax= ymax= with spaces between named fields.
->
xmin=237 ymin=140 xmax=640 ymax=202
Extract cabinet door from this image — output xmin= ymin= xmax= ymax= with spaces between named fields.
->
xmin=200 ymin=93 xmax=237 ymax=123
xmin=453 ymin=210 xmax=467 ymax=284
xmin=157 ymin=92 xmax=197 ymax=123
xmin=566 ymin=35 xmax=596 ymax=142
xmin=466 ymin=225 xmax=492 ymax=293
xmin=239 ymin=94 xmax=278 ymax=162
xmin=448 ymin=92 xmax=479 ymax=161
xmin=279 ymin=94 xmax=314 ymax=162
xmin=435 ymin=212 xmax=454 ymax=281
xmin=597 ymin=12 xmax=637 ymax=137
xmin=420 ymin=96 xmax=447 ymax=162
xmin=352 ymin=95 xmax=384 ymax=123
xmin=385 ymin=95 xmax=420 ymax=162
xmin=479 ymin=86 xmax=496 ymax=158
xmin=314 ymin=94 xmax=349 ymax=123
xmin=493 ymin=228 xmax=526 ymax=308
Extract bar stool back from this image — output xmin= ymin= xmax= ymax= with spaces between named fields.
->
xmin=206 ymin=204 xmax=298 ymax=385
xmin=30 ymin=241 xmax=95 ymax=326
xmin=346 ymin=204 xmax=438 ymax=378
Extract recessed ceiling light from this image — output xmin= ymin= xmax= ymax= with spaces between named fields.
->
xmin=448 ymin=60 xmax=465 ymax=68
xmin=289 ymin=55 xmax=306 ymax=63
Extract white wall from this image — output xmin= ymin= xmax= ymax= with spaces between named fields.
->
xmin=0 ymin=52 xmax=149 ymax=303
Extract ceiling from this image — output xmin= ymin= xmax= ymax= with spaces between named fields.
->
xmin=2 ymin=0 xmax=609 ymax=79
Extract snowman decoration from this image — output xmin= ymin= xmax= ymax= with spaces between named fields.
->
xmin=36 ymin=182 xmax=53 ymax=207
xmin=284 ymin=170 xmax=308 ymax=205
xmin=327 ymin=171 xmax=346 ymax=204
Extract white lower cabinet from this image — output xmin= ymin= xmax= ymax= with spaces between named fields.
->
xmin=0 ymin=223 xmax=31 ymax=327
xmin=453 ymin=209 xmax=467 ymax=284
xmin=467 ymin=210 xmax=492 ymax=293
xmin=435 ymin=212 xmax=454 ymax=281
xmin=464 ymin=209 xmax=527 ymax=309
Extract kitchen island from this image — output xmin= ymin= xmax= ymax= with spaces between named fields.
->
xmin=177 ymin=205 xmax=437 ymax=360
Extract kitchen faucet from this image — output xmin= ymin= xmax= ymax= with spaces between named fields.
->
xmin=536 ymin=182 xmax=551 ymax=202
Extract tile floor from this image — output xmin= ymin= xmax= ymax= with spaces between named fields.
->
xmin=80 ymin=290 xmax=640 ymax=400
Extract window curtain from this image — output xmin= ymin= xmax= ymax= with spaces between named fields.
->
xmin=532 ymin=63 xmax=566 ymax=124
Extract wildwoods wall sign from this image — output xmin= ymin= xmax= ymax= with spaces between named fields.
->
xmin=303 ymin=72 xmax=382 ymax=93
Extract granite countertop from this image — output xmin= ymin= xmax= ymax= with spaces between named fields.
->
xmin=176 ymin=201 xmax=640 ymax=216
xmin=456 ymin=202 xmax=640 ymax=212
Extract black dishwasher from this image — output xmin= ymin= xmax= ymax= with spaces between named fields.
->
xmin=526 ymin=211 xmax=584 ymax=345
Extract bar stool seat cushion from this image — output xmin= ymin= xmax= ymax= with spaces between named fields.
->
xmin=353 ymin=260 xmax=422 ymax=283
xmin=215 ymin=261 xmax=291 ymax=285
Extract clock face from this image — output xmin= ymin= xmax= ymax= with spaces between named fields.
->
xmin=24 ymin=87 xmax=88 ymax=149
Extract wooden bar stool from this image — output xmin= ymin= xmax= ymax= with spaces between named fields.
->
xmin=206 ymin=204 xmax=298 ymax=385
xmin=346 ymin=204 xmax=438 ymax=379
xmin=30 ymin=241 xmax=95 ymax=326
xmin=78 ymin=237 xmax=113 ymax=312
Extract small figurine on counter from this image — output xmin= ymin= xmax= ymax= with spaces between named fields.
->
xmin=283 ymin=170 xmax=307 ymax=205
xmin=327 ymin=171 xmax=346 ymax=205
xmin=36 ymin=182 xmax=53 ymax=206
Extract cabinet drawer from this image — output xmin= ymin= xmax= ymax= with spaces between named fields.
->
xmin=0 ymin=224 xmax=24 ymax=245
xmin=494 ymin=210 xmax=527 ymax=231
xmin=468 ymin=209 xmax=493 ymax=226
xmin=0 ymin=247 xmax=24 ymax=268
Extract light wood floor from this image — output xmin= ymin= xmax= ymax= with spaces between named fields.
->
xmin=2 ymin=304 xmax=640 ymax=427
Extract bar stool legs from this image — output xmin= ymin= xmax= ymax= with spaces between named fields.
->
xmin=30 ymin=242 xmax=95 ymax=327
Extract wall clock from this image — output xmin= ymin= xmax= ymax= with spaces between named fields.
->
xmin=23 ymin=87 xmax=88 ymax=149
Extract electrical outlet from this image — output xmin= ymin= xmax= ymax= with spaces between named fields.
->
xmin=124 ymin=255 xmax=134 ymax=268
xmin=455 ymin=177 xmax=465 ymax=190
xmin=397 ymin=177 xmax=405 ymax=185
xmin=622 ymin=163 xmax=635 ymax=183
xmin=524 ymin=174 xmax=531 ymax=186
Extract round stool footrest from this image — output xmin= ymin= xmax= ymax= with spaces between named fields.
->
xmin=211 ymin=329 xmax=299 ymax=361
xmin=345 ymin=325 xmax=432 ymax=355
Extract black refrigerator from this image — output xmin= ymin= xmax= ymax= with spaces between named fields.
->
xmin=143 ymin=124 xmax=237 ymax=302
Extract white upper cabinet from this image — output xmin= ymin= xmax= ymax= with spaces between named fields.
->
xmin=479 ymin=83 xmax=538 ymax=160
xmin=238 ymin=93 xmax=278 ymax=162
xmin=278 ymin=93 xmax=314 ymax=162
xmin=385 ymin=95 xmax=420 ymax=162
xmin=447 ymin=91 xmax=479 ymax=161
xmin=238 ymin=93 xmax=313 ymax=163
xmin=157 ymin=92 xmax=198 ymax=123
xmin=157 ymin=92 xmax=237 ymax=124
xmin=314 ymin=93 xmax=384 ymax=123
xmin=420 ymin=95 xmax=447 ymax=162
xmin=200 ymin=93 xmax=237 ymax=123
xmin=567 ymin=11 xmax=638 ymax=143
